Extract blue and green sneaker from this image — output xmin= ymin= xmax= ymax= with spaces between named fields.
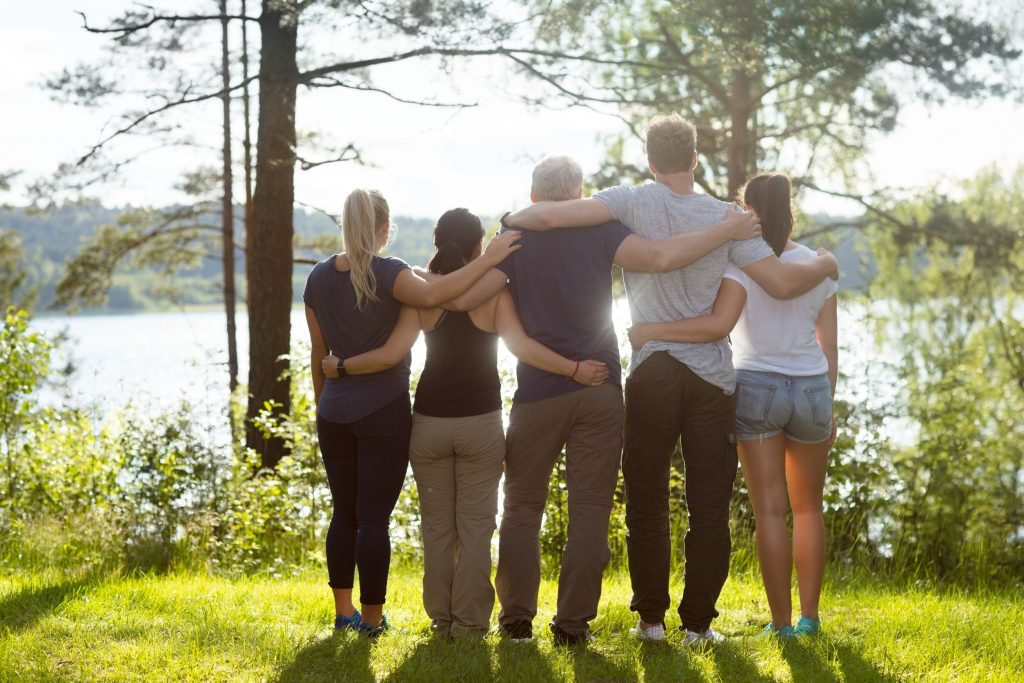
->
xmin=795 ymin=616 xmax=821 ymax=636
xmin=335 ymin=610 xmax=362 ymax=631
xmin=761 ymin=623 xmax=797 ymax=639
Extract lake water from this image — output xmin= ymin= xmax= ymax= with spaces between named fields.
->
xmin=31 ymin=301 xmax=882 ymax=435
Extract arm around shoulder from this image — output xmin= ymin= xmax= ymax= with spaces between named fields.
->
xmin=504 ymin=198 xmax=614 ymax=231
xmin=741 ymin=250 xmax=837 ymax=300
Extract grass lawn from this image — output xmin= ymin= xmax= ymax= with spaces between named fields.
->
xmin=1 ymin=566 xmax=1021 ymax=682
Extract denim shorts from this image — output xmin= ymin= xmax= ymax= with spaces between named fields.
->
xmin=734 ymin=370 xmax=833 ymax=444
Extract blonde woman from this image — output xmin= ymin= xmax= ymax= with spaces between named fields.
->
xmin=303 ymin=189 xmax=520 ymax=637
xmin=324 ymin=207 xmax=609 ymax=639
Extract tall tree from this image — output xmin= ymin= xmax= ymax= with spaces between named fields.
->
xmin=246 ymin=1 xmax=299 ymax=468
xmin=519 ymin=0 xmax=1020 ymax=197
xmin=220 ymin=0 xmax=240 ymax=396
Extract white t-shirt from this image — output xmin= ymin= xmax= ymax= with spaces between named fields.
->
xmin=723 ymin=243 xmax=838 ymax=376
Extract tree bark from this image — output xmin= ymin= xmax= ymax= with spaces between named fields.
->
xmin=726 ymin=67 xmax=753 ymax=199
xmin=247 ymin=2 xmax=298 ymax=469
xmin=220 ymin=0 xmax=239 ymax=399
xmin=241 ymin=0 xmax=254 ymax=314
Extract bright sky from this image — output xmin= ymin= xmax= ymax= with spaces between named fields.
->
xmin=2 ymin=1 xmax=1022 ymax=221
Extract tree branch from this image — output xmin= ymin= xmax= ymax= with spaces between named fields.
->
xmin=76 ymin=10 xmax=257 ymax=38
xmin=296 ymin=145 xmax=363 ymax=171
xmin=652 ymin=12 xmax=731 ymax=104
xmin=307 ymin=76 xmax=477 ymax=108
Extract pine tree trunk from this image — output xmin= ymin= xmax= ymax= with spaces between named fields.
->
xmin=241 ymin=0 xmax=254 ymax=316
xmin=220 ymin=0 xmax=239 ymax=400
xmin=246 ymin=2 xmax=298 ymax=469
xmin=726 ymin=68 xmax=753 ymax=200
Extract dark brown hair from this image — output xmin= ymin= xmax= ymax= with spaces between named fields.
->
xmin=742 ymin=173 xmax=793 ymax=257
xmin=427 ymin=208 xmax=484 ymax=275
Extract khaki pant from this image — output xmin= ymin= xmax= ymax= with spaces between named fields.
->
xmin=409 ymin=410 xmax=505 ymax=637
xmin=495 ymin=383 xmax=624 ymax=636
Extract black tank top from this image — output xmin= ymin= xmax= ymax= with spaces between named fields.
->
xmin=413 ymin=310 xmax=502 ymax=418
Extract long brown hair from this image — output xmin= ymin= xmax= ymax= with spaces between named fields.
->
xmin=741 ymin=173 xmax=793 ymax=257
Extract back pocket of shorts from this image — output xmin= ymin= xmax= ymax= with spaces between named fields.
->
xmin=736 ymin=382 xmax=776 ymax=423
xmin=804 ymin=384 xmax=833 ymax=428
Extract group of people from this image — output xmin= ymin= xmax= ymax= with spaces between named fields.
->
xmin=302 ymin=114 xmax=840 ymax=645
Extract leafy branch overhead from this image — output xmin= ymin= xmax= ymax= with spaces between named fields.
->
xmin=517 ymin=0 xmax=1021 ymax=198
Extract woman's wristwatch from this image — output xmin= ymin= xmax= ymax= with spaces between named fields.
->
xmin=337 ymin=356 xmax=349 ymax=377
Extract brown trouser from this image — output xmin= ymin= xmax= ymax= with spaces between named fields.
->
xmin=495 ymin=383 xmax=624 ymax=636
xmin=410 ymin=410 xmax=505 ymax=637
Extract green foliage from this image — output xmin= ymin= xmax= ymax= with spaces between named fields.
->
xmin=526 ymin=0 xmax=1020 ymax=195
xmin=0 ymin=231 xmax=38 ymax=312
xmin=860 ymin=165 xmax=1024 ymax=581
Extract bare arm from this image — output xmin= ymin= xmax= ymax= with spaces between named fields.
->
xmin=741 ymin=250 xmax=838 ymax=300
xmin=493 ymin=290 xmax=609 ymax=386
xmin=504 ymin=198 xmax=614 ymax=231
xmin=305 ymin=305 xmax=329 ymax=406
xmin=391 ymin=230 xmax=520 ymax=307
xmin=816 ymin=295 xmax=838 ymax=395
xmin=627 ymin=279 xmax=747 ymax=348
xmin=321 ymin=306 xmax=421 ymax=379
xmin=445 ymin=268 xmax=508 ymax=312
xmin=613 ymin=207 xmax=760 ymax=272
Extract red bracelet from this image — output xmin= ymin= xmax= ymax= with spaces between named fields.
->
xmin=568 ymin=360 xmax=580 ymax=379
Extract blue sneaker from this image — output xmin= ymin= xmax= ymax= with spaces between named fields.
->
xmin=761 ymin=623 xmax=796 ymax=639
xmin=795 ymin=616 xmax=821 ymax=636
xmin=335 ymin=610 xmax=362 ymax=631
xmin=358 ymin=614 xmax=391 ymax=638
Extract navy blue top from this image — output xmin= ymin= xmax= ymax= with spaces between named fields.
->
xmin=303 ymin=255 xmax=411 ymax=423
xmin=497 ymin=221 xmax=632 ymax=403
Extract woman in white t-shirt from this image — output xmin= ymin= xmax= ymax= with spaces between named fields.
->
xmin=627 ymin=173 xmax=838 ymax=639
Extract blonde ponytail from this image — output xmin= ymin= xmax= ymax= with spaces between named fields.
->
xmin=342 ymin=188 xmax=390 ymax=310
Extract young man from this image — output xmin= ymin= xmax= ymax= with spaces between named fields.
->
xmin=504 ymin=115 xmax=838 ymax=644
xmin=447 ymin=155 xmax=761 ymax=646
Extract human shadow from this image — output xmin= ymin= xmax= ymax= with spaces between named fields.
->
xmin=569 ymin=643 xmax=639 ymax=683
xmin=635 ymin=639 xmax=702 ymax=683
xmin=711 ymin=639 xmax=774 ymax=683
xmin=779 ymin=636 xmax=902 ymax=683
xmin=384 ymin=634 xmax=492 ymax=682
xmin=275 ymin=630 xmax=374 ymax=683
xmin=493 ymin=638 xmax=561 ymax=683
xmin=0 ymin=575 xmax=97 ymax=633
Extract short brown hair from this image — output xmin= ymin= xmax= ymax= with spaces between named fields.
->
xmin=645 ymin=115 xmax=696 ymax=174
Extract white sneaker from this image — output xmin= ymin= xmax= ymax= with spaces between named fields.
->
xmin=682 ymin=626 xmax=726 ymax=646
xmin=629 ymin=619 xmax=666 ymax=642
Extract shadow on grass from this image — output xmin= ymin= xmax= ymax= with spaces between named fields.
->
xmin=385 ymin=634 xmax=492 ymax=682
xmin=276 ymin=631 xmax=374 ymax=683
xmin=494 ymin=639 xmax=560 ymax=683
xmin=780 ymin=637 xmax=901 ymax=683
xmin=712 ymin=640 xmax=774 ymax=683
xmin=0 ymin=575 xmax=97 ymax=632
xmin=570 ymin=644 xmax=639 ymax=682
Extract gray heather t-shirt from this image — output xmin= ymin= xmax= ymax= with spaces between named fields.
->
xmin=595 ymin=182 xmax=773 ymax=392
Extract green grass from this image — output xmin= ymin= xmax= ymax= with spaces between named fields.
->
xmin=1 ymin=567 xmax=1021 ymax=682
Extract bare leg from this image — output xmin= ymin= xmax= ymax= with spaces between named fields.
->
xmin=333 ymin=588 xmax=355 ymax=617
xmin=738 ymin=434 xmax=791 ymax=628
xmin=361 ymin=604 xmax=384 ymax=627
xmin=785 ymin=439 xmax=829 ymax=621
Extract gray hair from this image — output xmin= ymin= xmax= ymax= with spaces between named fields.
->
xmin=531 ymin=156 xmax=584 ymax=201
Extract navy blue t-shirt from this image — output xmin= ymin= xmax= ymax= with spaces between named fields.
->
xmin=303 ymin=255 xmax=411 ymax=423
xmin=498 ymin=221 xmax=631 ymax=403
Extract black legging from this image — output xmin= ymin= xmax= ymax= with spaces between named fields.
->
xmin=317 ymin=392 xmax=411 ymax=605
